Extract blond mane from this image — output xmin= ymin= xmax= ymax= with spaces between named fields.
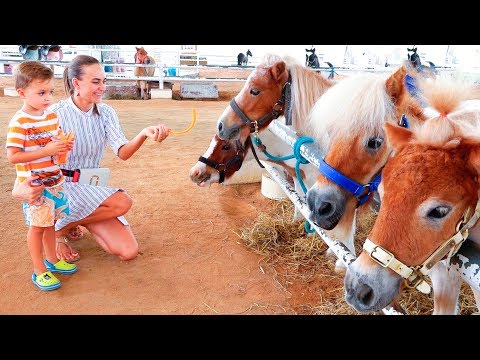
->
xmin=306 ymin=72 xmax=395 ymax=150
xmin=259 ymin=53 xmax=334 ymax=132
xmin=414 ymin=77 xmax=480 ymax=146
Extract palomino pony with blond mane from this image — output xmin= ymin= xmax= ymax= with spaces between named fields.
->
xmin=190 ymin=54 xmax=334 ymax=189
xmin=134 ymin=47 xmax=156 ymax=100
xmin=344 ymin=78 xmax=480 ymax=314
xmin=304 ymin=66 xmax=427 ymax=271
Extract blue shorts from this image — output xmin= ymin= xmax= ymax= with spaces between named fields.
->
xmin=23 ymin=185 xmax=70 ymax=227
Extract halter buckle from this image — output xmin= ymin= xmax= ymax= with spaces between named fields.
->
xmin=405 ymin=273 xmax=431 ymax=294
xmin=249 ymin=121 xmax=259 ymax=134
xmin=272 ymin=101 xmax=284 ymax=117
xmin=370 ymin=245 xmax=394 ymax=268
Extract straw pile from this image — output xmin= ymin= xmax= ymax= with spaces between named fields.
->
xmin=237 ymin=199 xmax=477 ymax=315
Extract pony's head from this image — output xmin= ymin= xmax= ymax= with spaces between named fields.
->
xmin=305 ymin=66 xmax=426 ymax=239
xmin=212 ymin=54 xmax=333 ymax=183
xmin=344 ymin=79 xmax=480 ymax=312
xmin=217 ymin=54 xmax=290 ymax=142
xmin=246 ymin=49 xmax=252 ymax=57
xmin=134 ymin=47 xmax=149 ymax=63
xmin=216 ymin=54 xmax=333 ymax=144
xmin=189 ymin=134 xmax=248 ymax=187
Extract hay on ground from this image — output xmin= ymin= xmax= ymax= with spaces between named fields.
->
xmin=237 ymin=199 xmax=477 ymax=315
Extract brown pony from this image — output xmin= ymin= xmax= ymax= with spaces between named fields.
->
xmin=345 ymin=78 xmax=480 ymax=314
xmin=189 ymin=131 xmax=309 ymax=187
xmin=191 ymin=54 xmax=333 ymax=188
xmin=304 ymin=66 xmax=427 ymax=270
xmin=189 ymin=135 xmax=250 ymax=186
xmin=134 ymin=47 xmax=156 ymax=99
xmin=216 ymin=54 xmax=334 ymax=145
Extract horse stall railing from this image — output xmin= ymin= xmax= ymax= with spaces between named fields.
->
xmin=0 ymin=58 xmax=166 ymax=83
xmin=0 ymin=57 xmax=253 ymax=86
xmin=263 ymin=119 xmax=480 ymax=315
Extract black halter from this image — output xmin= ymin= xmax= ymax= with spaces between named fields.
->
xmin=229 ymin=72 xmax=292 ymax=133
xmin=198 ymin=137 xmax=252 ymax=184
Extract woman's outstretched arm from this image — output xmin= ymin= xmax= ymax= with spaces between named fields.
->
xmin=118 ymin=123 xmax=171 ymax=160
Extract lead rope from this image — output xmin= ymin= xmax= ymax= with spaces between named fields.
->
xmin=252 ymin=134 xmax=316 ymax=233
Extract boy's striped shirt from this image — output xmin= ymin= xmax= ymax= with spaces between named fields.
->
xmin=6 ymin=109 xmax=64 ymax=187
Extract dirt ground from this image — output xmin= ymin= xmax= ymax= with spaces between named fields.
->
xmin=0 ymin=75 xmax=351 ymax=315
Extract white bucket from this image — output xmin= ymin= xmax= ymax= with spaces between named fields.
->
xmin=261 ymin=172 xmax=287 ymax=200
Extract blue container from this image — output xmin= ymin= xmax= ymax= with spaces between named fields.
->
xmin=104 ymin=65 xmax=113 ymax=72
xmin=167 ymin=67 xmax=177 ymax=76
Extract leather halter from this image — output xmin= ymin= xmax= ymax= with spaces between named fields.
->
xmin=198 ymin=138 xmax=250 ymax=183
xmin=135 ymin=52 xmax=148 ymax=64
xmin=364 ymin=198 xmax=480 ymax=294
xmin=229 ymin=72 xmax=292 ymax=134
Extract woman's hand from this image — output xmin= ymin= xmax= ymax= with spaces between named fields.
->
xmin=143 ymin=124 xmax=171 ymax=142
xmin=12 ymin=176 xmax=44 ymax=205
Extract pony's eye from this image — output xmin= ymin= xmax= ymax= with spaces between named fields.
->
xmin=367 ymin=137 xmax=384 ymax=150
xmin=222 ymin=145 xmax=230 ymax=151
xmin=427 ymin=206 xmax=451 ymax=219
xmin=250 ymin=88 xmax=260 ymax=96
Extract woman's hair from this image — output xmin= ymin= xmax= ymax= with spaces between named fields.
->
xmin=63 ymin=55 xmax=101 ymax=114
xmin=14 ymin=61 xmax=53 ymax=89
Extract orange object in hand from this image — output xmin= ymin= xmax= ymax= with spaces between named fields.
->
xmin=169 ymin=109 xmax=197 ymax=135
xmin=55 ymin=129 xmax=74 ymax=164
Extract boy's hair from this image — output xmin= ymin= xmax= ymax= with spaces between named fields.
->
xmin=14 ymin=61 xmax=54 ymax=90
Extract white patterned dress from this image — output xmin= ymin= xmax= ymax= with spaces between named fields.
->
xmin=49 ymin=97 xmax=129 ymax=231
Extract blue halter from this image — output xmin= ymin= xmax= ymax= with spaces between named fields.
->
xmin=317 ymin=114 xmax=410 ymax=208
xmin=319 ymin=159 xmax=382 ymax=207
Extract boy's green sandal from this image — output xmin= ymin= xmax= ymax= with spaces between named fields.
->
xmin=32 ymin=271 xmax=61 ymax=291
xmin=44 ymin=259 xmax=78 ymax=274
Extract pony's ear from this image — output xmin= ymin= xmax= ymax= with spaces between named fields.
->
xmin=270 ymin=61 xmax=287 ymax=83
xmin=135 ymin=47 xmax=140 ymax=51
xmin=468 ymin=144 xmax=480 ymax=176
xmin=386 ymin=66 xmax=407 ymax=106
xmin=385 ymin=122 xmax=413 ymax=152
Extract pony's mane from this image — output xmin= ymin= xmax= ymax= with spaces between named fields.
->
xmin=401 ymin=59 xmax=417 ymax=73
xmin=306 ymin=72 xmax=395 ymax=149
xmin=259 ymin=53 xmax=334 ymax=132
xmin=414 ymin=78 xmax=480 ymax=146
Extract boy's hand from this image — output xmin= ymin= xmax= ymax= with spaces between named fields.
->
xmin=65 ymin=139 xmax=75 ymax=151
xmin=44 ymin=139 xmax=69 ymax=156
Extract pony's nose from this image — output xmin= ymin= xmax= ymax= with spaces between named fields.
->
xmin=306 ymin=187 xmax=345 ymax=230
xmin=217 ymin=120 xmax=240 ymax=141
xmin=189 ymin=167 xmax=202 ymax=180
xmin=345 ymin=282 xmax=375 ymax=308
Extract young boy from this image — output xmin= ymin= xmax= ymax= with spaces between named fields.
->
xmin=6 ymin=61 xmax=77 ymax=291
